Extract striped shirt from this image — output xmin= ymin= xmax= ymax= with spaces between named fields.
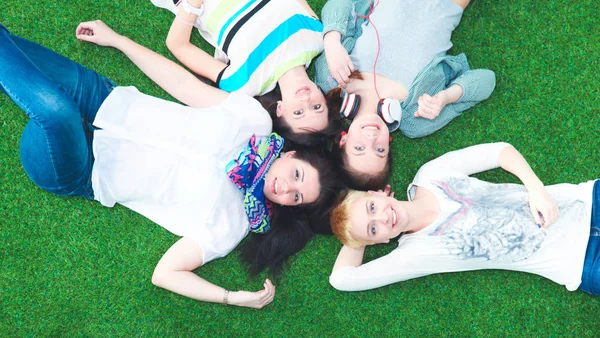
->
xmin=195 ymin=0 xmax=324 ymax=96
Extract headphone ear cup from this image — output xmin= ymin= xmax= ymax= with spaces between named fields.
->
xmin=376 ymin=100 xmax=385 ymax=121
xmin=348 ymin=94 xmax=361 ymax=120
xmin=340 ymin=92 xmax=361 ymax=120
xmin=377 ymin=98 xmax=402 ymax=131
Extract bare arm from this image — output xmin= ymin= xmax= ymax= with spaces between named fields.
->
xmin=75 ymin=20 xmax=228 ymax=109
xmin=451 ymin=0 xmax=471 ymax=10
xmin=295 ymin=0 xmax=318 ymax=18
xmin=498 ymin=145 xmax=544 ymax=193
xmin=323 ymin=30 xmax=354 ymax=86
xmin=152 ymin=237 xmax=275 ymax=309
xmin=165 ymin=0 xmax=227 ymax=82
xmin=320 ymin=0 xmax=359 ymax=87
xmin=498 ymin=145 xmax=559 ymax=226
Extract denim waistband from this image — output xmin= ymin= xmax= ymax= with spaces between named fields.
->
xmin=591 ymin=180 xmax=600 ymax=233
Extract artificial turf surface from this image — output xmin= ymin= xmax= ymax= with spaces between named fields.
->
xmin=1 ymin=0 xmax=600 ymax=336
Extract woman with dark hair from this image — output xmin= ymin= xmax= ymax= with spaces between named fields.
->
xmin=255 ymin=89 xmax=342 ymax=146
xmin=329 ymin=117 xmax=394 ymax=191
xmin=328 ymin=143 xmax=599 ymax=295
xmin=0 ymin=20 xmax=340 ymax=308
xmin=314 ymin=0 xmax=496 ymax=189
xmin=241 ymin=145 xmax=341 ymax=276
xmin=150 ymin=0 xmax=341 ymax=146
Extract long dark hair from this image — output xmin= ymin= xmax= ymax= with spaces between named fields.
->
xmin=240 ymin=145 xmax=342 ymax=276
xmin=255 ymin=87 xmax=342 ymax=147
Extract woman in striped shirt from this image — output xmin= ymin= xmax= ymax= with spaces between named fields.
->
xmin=152 ymin=0 xmax=340 ymax=146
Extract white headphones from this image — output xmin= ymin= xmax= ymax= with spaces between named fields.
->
xmin=339 ymin=91 xmax=402 ymax=131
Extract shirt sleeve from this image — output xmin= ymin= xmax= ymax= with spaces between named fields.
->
xmin=329 ymin=247 xmax=427 ymax=291
xmin=321 ymin=0 xmax=357 ymax=37
xmin=414 ymin=142 xmax=512 ymax=183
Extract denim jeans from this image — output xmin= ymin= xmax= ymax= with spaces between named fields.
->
xmin=579 ymin=180 xmax=600 ymax=295
xmin=0 ymin=24 xmax=115 ymax=198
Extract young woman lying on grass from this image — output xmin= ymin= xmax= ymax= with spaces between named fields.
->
xmin=0 ymin=20 xmax=340 ymax=309
xmin=315 ymin=0 xmax=496 ymax=190
xmin=150 ymin=0 xmax=340 ymax=146
xmin=329 ymin=143 xmax=599 ymax=295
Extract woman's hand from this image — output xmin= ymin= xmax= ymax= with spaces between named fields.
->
xmin=415 ymin=93 xmax=446 ymax=120
xmin=76 ymin=20 xmax=123 ymax=47
xmin=528 ymin=186 xmax=559 ymax=227
xmin=228 ymin=279 xmax=276 ymax=309
xmin=495 ymin=145 xmax=559 ymax=228
xmin=415 ymin=84 xmax=464 ymax=120
xmin=369 ymin=184 xmax=394 ymax=198
xmin=323 ymin=31 xmax=354 ymax=86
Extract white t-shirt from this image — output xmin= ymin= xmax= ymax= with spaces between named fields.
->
xmin=91 ymin=86 xmax=272 ymax=263
xmin=330 ymin=143 xmax=594 ymax=292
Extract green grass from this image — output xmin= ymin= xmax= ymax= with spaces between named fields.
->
xmin=1 ymin=0 xmax=600 ymax=336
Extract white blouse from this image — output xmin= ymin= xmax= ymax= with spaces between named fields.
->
xmin=91 ymin=86 xmax=272 ymax=263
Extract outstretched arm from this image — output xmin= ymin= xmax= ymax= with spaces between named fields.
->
xmin=165 ymin=0 xmax=227 ymax=82
xmin=75 ymin=20 xmax=228 ymax=109
xmin=152 ymin=237 xmax=276 ymax=309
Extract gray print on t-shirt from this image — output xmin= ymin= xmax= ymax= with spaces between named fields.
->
xmin=430 ymin=177 xmax=583 ymax=262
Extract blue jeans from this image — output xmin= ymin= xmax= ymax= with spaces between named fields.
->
xmin=579 ymin=180 xmax=600 ymax=295
xmin=0 ymin=24 xmax=115 ymax=198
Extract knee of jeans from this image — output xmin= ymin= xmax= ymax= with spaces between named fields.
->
xmin=20 ymin=122 xmax=61 ymax=190
xmin=36 ymin=87 xmax=74 ymax=115
xmin=25 ymin=87 xmax=83 ymax=130
xmin=20 ymin=122 xmax=93 ymax=197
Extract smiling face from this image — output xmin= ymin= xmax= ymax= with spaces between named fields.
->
xmin=277 ymin=81 xmax=329 ymax=133
xmin=340 ymin=114 xmax=390 ymax=175
xmin=348 ymin=192 xmax=407 ymax=244
xmin=263 ymin=151 xmax=320 ymax=206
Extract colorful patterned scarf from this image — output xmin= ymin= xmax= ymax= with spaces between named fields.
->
xmin=226 ymin=133 xmax=285 ymax=234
